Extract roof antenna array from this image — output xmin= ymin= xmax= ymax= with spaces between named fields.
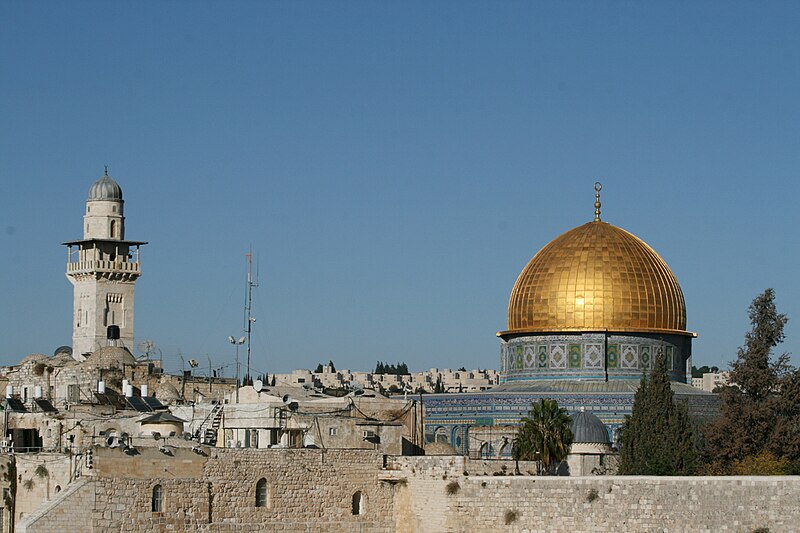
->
xmin=594 ymin=181 xmax=602 ymax=222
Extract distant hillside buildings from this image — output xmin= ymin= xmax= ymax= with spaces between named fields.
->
xmin=272 ymin=365 xmax=500 ymax=394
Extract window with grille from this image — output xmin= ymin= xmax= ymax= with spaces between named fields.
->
xmin=256 ymin=478 xmax=268 ymax=508
xmin=152 ymin=484 xmax=164 ymax=512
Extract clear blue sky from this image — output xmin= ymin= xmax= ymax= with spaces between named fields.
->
xmin=2 ymin=2 xmax=799 ymax=376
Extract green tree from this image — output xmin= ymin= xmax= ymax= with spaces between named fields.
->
xmin=691 ymin=365 xmax=720 ymax=378
xmin=512 ymin=398 xmax=573 ymax=475
xmin=704 ymin=289 xmax=794 ymax=471
xmin=314 ymin=363 xmax=324 ymax=373
xmin=328 ymin=360 xmax=336 ymax=372
xmin=619 ymin=349 xmax=696 ymax=475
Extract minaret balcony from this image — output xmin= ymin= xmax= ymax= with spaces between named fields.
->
xmin=67 ymin=259 xmax=141 ymax=275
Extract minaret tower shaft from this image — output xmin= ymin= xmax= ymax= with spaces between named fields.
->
xmin=63 ymin=170 xmax=147 ymax=360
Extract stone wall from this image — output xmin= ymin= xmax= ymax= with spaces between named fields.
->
xmin=13 ymin=453 xmax=73 ymax=527
xmin=17 ymin=450 xmax=800 ymax=532
xmin=392 ymin=456 xmax=800 ymax=532
xmin=17 ymin=479 xmax=92 ymax=533
xmin=25 ymin=447 xmax=397 ymax=532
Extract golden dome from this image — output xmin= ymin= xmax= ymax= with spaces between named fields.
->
xmin=502 ymin=220 xmax=691 ymax=336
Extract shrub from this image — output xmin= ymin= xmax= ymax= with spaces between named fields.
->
xmin=445 ymin=480 xmax=460 ymax=495
xmin=732 ymin=452 xmax=789 ymax=476
xmin=504 ymin=509 xmax=518 ymax=525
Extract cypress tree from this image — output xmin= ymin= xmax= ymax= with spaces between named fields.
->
xmin=619 ymin=349 xmax=696 ymax=475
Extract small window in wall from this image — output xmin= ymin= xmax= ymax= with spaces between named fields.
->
xmin=110 ymin=220 xmax=116 ymax=238
xmin=352 ymin=491 xmax=364 ymax=515
xmin=112 ymin=205 xmax=117 ymax=213
xmin=152 ymin=484 xmax=164 ymax=512
xmin=329 ymin=427 xmax=337 ymax=436
xmin=255 ymin=478 xmax=269 ymax=508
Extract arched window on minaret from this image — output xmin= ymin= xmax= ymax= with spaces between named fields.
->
xmin=110 ymin=220 xmax=117 ymax=239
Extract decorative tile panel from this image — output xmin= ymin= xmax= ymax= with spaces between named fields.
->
xmin=549 ymin=344 xmax=567 ymax=368
xmin=524 ymin=346 xmax=535 ymax=369
xmin=621 ymin=344 xmax=638 ymax=369
xmin=537 ymin=345 xmax=548 ymax=368
xmin=640 ymin=345 xmax=651 ymax=369
xmin=568 ymin=344 xmax=582 ymax=368
xmin=606 ymin=344 xmax=619 ymax=368
xmin=584 ymin=344 xmax=603 ymax=369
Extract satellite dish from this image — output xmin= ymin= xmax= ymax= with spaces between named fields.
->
xmin=282 ymin=395 xmax=299 ymax=410
xmin=53 ymin=346 xmax=73 ymax=357
xmin=253 ymin=380 xmax=263 ymax=392
xmin=188 ymin=359 xmax=199 ymax=368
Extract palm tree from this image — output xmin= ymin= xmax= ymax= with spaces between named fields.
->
xmin=512 ymin=398 xmax=573 ymax=475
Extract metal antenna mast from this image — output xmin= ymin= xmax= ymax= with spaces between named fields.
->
xmin=244 ymin=249 xmax=259 ymax=384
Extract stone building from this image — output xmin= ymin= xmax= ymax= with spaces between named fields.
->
xmin=691 ymin=371 xmax=731 ymax=392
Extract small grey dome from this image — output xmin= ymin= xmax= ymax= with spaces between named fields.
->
xmin=155 ymin=382 xmax=181 ymax=403
xmin=571 ymin=409 xmax=610 ymax=444
xmin=88 ymin=171 xmax=123 ymax=201
xmin=83 ymin=346 xmax=137 ymax=369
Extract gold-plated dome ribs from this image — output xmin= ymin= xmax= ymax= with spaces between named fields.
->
xmin=503 ymin=219 xmax=691 ymax=336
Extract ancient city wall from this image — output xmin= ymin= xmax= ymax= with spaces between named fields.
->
xmin=27 ymin=447 xmax=396 ymax=532
xmin=392 ymin=456 xmax=800 ymax=532
xmin=17 ymin=450 xmax=800 ymax=532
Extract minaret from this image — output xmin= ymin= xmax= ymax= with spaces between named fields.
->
xmin=64 ymin=169 xmax=147 ymax=360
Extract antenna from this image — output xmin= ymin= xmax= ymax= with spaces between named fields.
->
xmin=243 ymin=248 xmax=260 ymax=385
xmin=138 ymin=340 xmax=156 ymax=359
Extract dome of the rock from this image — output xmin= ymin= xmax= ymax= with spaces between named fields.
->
xmin=503 ymin=220 xmax=689 ymax=337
